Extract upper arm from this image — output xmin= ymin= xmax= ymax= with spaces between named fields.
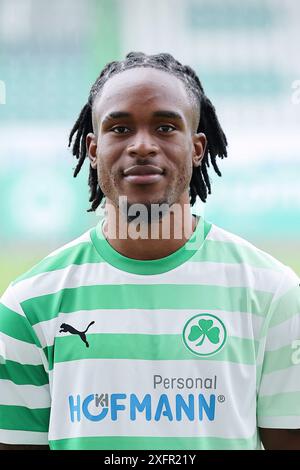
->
xmin=259 ymin=428 xmax=300 ymax=450
xmin=0 ymin=285 xmax=51 ymax=447
xmin=257 ymin=268 xmax=300 ymax=432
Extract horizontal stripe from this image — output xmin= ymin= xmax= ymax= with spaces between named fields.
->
xmin=0 ymin=379 xmax=50 ymax=408
xmin=258 ymin=391 xmax=300 ymax=417
xmin=0 ymin=332 xmax=44 ymax=365
xmin=49 ymin=434 xmax=259 ymax=450
xmin=271 ymin=267 xmax=299 ymax=302
xmin=262 ymin=345 xmax=299 ymax=374
xmin=33 ymin=308 xmax=263 ymax=349
xmin=10 ymin=224 xmax=291 ymax=289
xmin=265 ymin=315 xmax=300 ymax=351
xmin=49 ymin=359 xmax=256 ymax=441
xmin=259 ymin=367 xmax=300 ymax=396
xmin=45 ymin=230 xmax=91 ymax=259
xmin=0 ymin=404 xmax=50 ymax=432
xmin=13 ymin=241 xmax=99 ymax=286
xmin=21 ymin=285 xmax=274 ymax=326
xmin=0 ymin=303 xmax=39 ymax=345
xmin=0 ymin=359 xmax=49 ymax=386
xmin=0 ymin=286 xmax=25 ymax=317
xmin=256 ymin=364 xmax=263 ymax=389
xmin=44 ymin=334 xmax=257 ymax=368
xmin=258 ymin=416 xmax=300 ymax=428
xmin=0 ymin=429 xmax=49 ymax=445
xmin=12 ymin=260 xmax=284 ymax=304
xmin=0 ymin=339 xmax=5 ymax=364
xmin=269 ymin=286 xmax=300 ymax=327
xmin=206 ymin=226 xmax=284 ymax=271
xmin=195 ymin=239 xmax=283 ymax=271
xmin=50 ymin=358 xmax=256 ymax=393
xmin=206 ymin=225 xmax=258 ymax=248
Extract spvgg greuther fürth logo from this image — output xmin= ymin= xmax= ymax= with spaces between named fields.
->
xmin=183 ymin=314 xmax=227 ymax=357
xmin=59 ymin=321 xmax=95 ymax=348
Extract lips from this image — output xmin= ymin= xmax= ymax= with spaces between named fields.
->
xmin=123 ymin=165 xmax=164 ymax=176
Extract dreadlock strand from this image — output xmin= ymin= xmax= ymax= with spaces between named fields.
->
xmin=87 ymin=186 xmax=103 ymax=212
xmin=68 ymin=103 xmax=91 ymax=148
xmin=201 ymin=162 xmax=211 ymax=194
xmin=88 ymin=168 xmax=98 ymax=202
xmin=190 ymin=167 xmax=207 ymax=203
xmin=210 ymin=156 xmax=222 ymax=177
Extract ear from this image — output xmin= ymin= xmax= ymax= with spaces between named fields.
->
xmin=86 ymin=133 xmax=98 ymax=169
xmin=192 ymin=133 xmax=207 ymax=168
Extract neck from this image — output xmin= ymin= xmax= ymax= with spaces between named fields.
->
xmin=102 ymin=200 xmax=198 ymax=260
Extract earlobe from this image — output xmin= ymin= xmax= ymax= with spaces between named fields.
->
xmin=192 ymin=132 xmax=207 ymax=167
xmin=86 ymin=133 xmax=98 ymax=169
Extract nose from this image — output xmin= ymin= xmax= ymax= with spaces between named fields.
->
xmin=127 ymin=130 xmax=159 ymax=158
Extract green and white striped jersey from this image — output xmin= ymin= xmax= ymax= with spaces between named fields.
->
xmin=0 ymin=216 xmax=299 ymax=450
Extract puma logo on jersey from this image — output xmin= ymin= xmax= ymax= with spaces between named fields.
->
xmin=59 ymin=321 xmax=95 ymax=348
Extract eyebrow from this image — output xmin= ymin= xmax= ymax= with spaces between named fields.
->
xmin=102 ymin=110 xmax=184 ymax=124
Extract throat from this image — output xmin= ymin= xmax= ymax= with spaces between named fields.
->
xmin=103 ymin=214 xmax=199 ymax=261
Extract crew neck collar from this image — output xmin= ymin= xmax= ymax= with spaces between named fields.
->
xmin=90 ymin=215 xmax=211 ymax=275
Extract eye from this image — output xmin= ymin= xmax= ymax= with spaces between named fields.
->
xmin=157 ymin=125 xmax=175 ymax=133
xmin=111 ymin=126 xmax=131 ymax=134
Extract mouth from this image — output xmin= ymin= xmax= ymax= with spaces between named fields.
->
xmin=123 ymin=164 xmax=165 ymax=185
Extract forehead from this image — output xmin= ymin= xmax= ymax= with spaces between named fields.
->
xmin=93 ymin=67 xmax=195 ymax=122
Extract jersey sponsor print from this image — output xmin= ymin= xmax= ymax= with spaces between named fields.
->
xmin=0 ymin=216 xmax=299 ymax=449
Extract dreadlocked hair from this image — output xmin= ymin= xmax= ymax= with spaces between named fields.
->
xmin=69 ymin=51 xmax=228 ymax=212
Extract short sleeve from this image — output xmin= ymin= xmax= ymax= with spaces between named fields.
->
xmin=0 ymin=283 xmax=50 ymax=445
xmin=257 ymin=266 xmax=300 ymax=429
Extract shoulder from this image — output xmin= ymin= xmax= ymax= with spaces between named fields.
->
xmin=12 ymin=228 xmax=95 ymax=286
xmin=1 ymin=228 xmax=100 ymax=310
xmin=206 ymin=222 xmax=296 ymax=278
xmin=204 ymin=222 xmax=299 ymax=308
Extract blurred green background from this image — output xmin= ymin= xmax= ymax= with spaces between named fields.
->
xmin=0 ymin=0 xmax=299 ymax=295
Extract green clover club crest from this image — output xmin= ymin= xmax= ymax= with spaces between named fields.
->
xmin=188 ymin=319 xmax=220 ymax=347
xmin=183 ymin=314 xmax=227 ymax=357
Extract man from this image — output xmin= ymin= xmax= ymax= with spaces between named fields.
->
xmin=0 ymin=52 xmax=299 ymax=450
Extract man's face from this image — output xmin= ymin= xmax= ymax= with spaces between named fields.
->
xmin=87 ymin=67 xmax=206 ymax=215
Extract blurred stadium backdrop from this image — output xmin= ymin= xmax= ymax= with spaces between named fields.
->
xmin=0 ymin=0 xmax=299 ymax=295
